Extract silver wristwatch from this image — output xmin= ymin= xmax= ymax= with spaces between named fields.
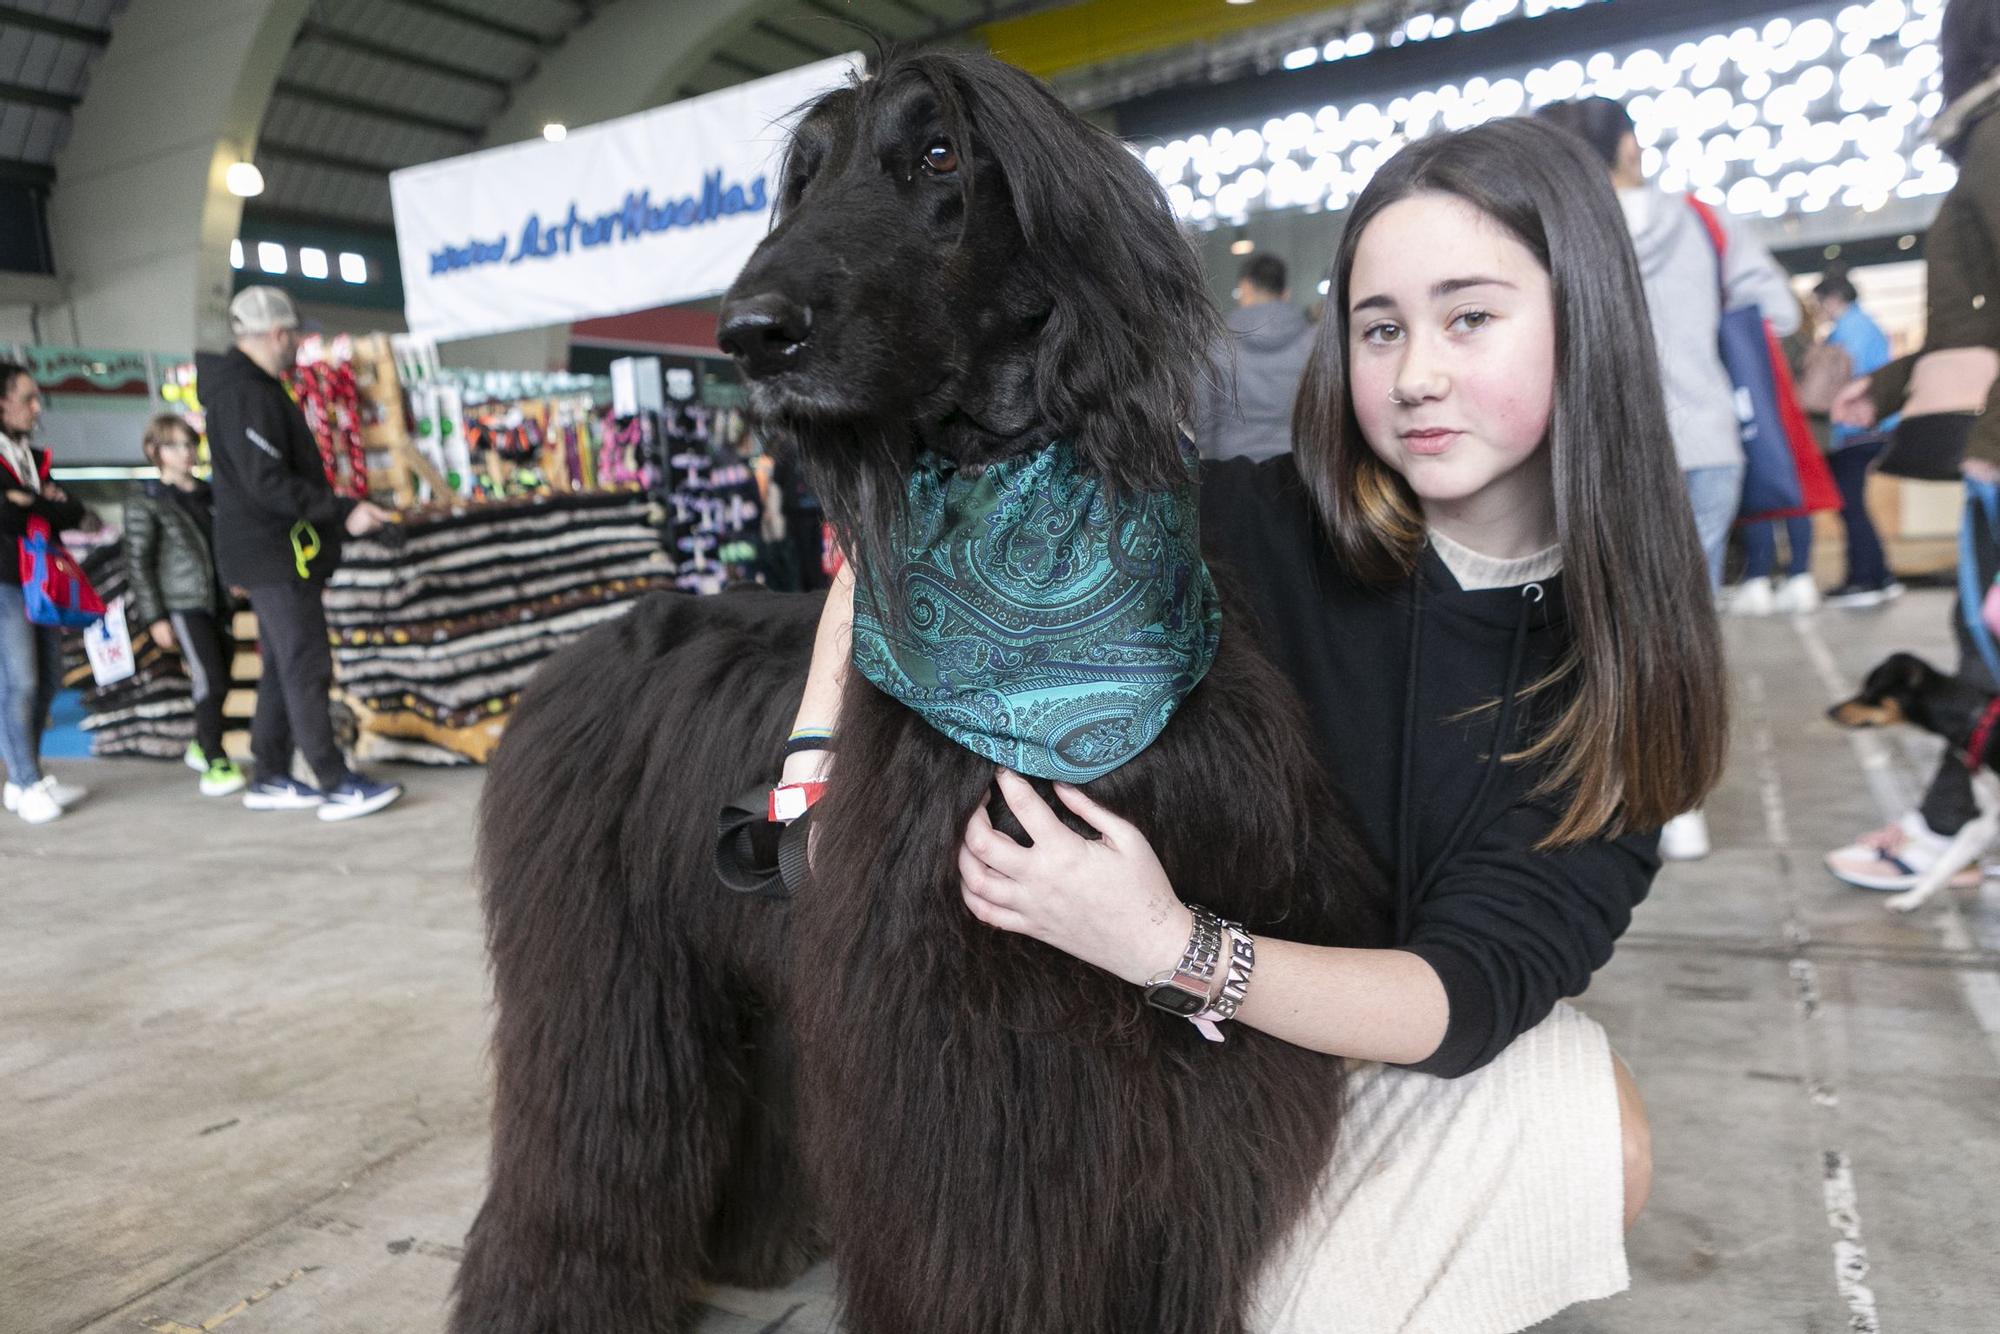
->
xmin=1142 ymin=904 xmax=1224 ymax=1019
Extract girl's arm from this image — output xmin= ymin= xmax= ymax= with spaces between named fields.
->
xmin=960 ymin=770 xmax=1450 ymax=1066
xmin=781 ymin=561 xmax=854 ymax=785
xmin=961 ymin=769 xmax=1653 ymax=1073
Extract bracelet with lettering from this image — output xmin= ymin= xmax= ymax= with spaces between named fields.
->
xmin=1198 ymin=923 xmax=1256 ymax=1026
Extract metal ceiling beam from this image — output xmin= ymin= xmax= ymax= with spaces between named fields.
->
xmin=0 ymin=81 xmax=79 ymax=113
xmin=842 ymin=0 xmax=1080 ymax=47
xmin=240 ymin=202 xmax=397 ymax=241
xmin=0 ymin=4 xmax=109 ymax=48
xmin=272 ymin=79 xmax=481 ymax=140
xmin=926 ymin=0 xmax=1082 ymax=44
xmin=386 ymin=0 xmax=556 ymax=49
xmin=752 ymin=18 xmax=837 ymax=61
xmin=709 ymin=50 xmax=775 ymax=80
xmin=258 ymin=139 xmax=408 ymax=178
xmin=298 ymin=21 xmax=514 ymax=94
xmin=878 ymin=0 xmax=949 ymax=29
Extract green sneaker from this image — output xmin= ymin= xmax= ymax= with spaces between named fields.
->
xmin=184 ymin=741 xmax=210 ymax=773
xmin=200 ymin=758 xmax=247 ymax=797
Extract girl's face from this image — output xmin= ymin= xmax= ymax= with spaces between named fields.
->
xmin=1346 ymin=192 xmax=1558 ymax=544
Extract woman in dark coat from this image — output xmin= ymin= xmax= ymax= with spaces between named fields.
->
xmin=0 ymin=362 xmax=87 ymax=824
xmin=1826 ymin=0 xmax=2000 ymax=892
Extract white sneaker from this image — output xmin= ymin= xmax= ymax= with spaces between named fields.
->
xmin=43 ymin=777 xmax=85 ymax=808
xmin=10 ymin=777 xmax=62 ymax=824
xmin=1660 ymin=810 xmax=1711 ymax=861
xmin=1727 ymin=579 xmax=1775 ymax=616
xmin=1825 ymin=812 xmax=1985 ymax=891
xmin=1774 ymin=573 xmax=1820 ymax=615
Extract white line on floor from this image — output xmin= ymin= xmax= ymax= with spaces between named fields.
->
xmin=1822 ymin=1152 xmax=1883 ymax=1334
xmin=1740 ymin=668 xmax=1884 ymax=1334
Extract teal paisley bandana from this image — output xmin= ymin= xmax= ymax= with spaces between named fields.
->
xmin=850 ymin=438 xmax=1222 ymax=783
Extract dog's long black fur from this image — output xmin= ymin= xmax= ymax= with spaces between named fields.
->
xmin=452 ymin=51 xmax=1385 ymax=1334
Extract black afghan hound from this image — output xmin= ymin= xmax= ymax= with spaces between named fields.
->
xmin=452 ymin=51 xmax=1384 ymax=1334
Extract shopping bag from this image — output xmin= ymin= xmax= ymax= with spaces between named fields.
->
xmin=1687 ymin=198 xmax=1840 ymax=522
xmin=18 ymin=514 xmax=104 ymax=628
xmin=83 ymin=595 xmax=135 ymax=686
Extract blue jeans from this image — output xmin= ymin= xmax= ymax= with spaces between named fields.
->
xmin=0 ymin=583 xmax=62 ymax=786
xmin=1828 ymin=440 xmax=1890 ymax=587
xmin=1683 ymin=465 xmax=1744 ymax=593
xmin=1740 ymin=516 xmax=1813 ymax=580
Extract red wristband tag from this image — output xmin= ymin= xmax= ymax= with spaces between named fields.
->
xmin=768 ymin=781 xmax=828 ymax=823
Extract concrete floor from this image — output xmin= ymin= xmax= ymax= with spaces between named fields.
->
xmin=5 ymin=590 xmax=1998 ymax=1334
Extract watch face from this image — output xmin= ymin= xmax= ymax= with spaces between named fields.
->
xmin=1144 ymin=982 xmax=1208 ymax=1017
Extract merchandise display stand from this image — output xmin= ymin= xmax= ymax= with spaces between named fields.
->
xmin=322 ymin=491 xmax=673 ymax=764
xmin=350 ymin=333 xmax=452 ymax=505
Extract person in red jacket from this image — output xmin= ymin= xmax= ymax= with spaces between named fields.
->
xmin=0 ymin=363 xmax=87 ymax=824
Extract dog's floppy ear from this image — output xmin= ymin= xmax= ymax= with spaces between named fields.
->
xmin=1830 ymin=652 xmax=1937 ymax=728
xmin=948 ymin=57 xmax=1223 ymax=495
xmin=1873 ymin=652 xmax=1938 ymax=701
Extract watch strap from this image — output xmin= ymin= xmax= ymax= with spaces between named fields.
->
xmin=1143 ymin=904 xmax=1226 ymax=1033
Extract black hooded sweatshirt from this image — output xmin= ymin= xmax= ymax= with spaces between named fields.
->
xmin=1200 ymin=454 xmax=1658 ymax=1078
xmin=196 ymin=347 xmax=354 ymax=587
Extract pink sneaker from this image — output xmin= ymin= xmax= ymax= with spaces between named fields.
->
xmin=1825 ymin=813 xmax=1985 ymax=892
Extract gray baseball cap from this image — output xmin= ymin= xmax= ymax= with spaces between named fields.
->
xmin=228 ymin=285 xmax=309 ymax=336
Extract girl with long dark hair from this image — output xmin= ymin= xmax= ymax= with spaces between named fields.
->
xmin=785 ymin=117 xmax=1727 ymax=1326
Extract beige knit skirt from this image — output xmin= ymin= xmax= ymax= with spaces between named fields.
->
xmin=1249 ymin=1002 xmax=1630 ymax=1334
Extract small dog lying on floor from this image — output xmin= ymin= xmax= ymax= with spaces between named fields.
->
xmin=1829 ymin=652 xmax=2000 ymax=911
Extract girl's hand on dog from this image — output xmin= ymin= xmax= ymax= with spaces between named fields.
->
xmin=959 ymin=768 xmax=1194 ymax=986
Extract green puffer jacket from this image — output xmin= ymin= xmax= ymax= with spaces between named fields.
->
xmin=123 ymin=480 xmax=219 ymax=629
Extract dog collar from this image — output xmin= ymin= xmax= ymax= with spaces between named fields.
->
xmin=1966 ymin=697 xmax=2000 ymax=772
xmin=849 ymin=437 xmax=1222 ymax=783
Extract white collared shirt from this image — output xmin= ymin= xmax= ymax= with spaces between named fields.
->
xmin=0 ymin=430 xmax=36 ymax=490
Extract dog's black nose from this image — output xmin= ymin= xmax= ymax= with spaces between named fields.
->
xmin=718 ymin=293 xmax=813 ymax=378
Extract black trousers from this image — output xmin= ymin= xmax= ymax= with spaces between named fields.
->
xmin=1920 ymin=490 xmax=2000 ymax=834
xmin=245 ymin=581 xmax=347 ymax=790
xmin=168 ymin=609 xmax=232 ymax=760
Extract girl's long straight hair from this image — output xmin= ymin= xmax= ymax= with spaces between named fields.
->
xmin=1292 ymin=115 xmax=1727 ymax=846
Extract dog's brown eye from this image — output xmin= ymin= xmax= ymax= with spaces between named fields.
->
xmin=923 ymin=139 xmax=958 ymax=174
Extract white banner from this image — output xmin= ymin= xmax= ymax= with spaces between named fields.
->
xmin=389 ymin=56 xmax=859 ymax=344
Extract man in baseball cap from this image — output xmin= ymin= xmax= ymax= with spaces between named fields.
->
xmin=196 ymin=285 xmax=401 ymax=820
xmin=227 ymin=284 xmax=308 ymax=337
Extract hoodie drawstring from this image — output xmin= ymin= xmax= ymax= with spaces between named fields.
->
xmin=1394 ymin=577 xmax=1542 ymax=943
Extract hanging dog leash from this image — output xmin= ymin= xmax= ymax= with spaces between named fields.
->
xmin=289 ymin=519 xmax=321 ymax=580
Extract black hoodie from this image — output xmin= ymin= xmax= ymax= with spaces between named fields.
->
xmin=1200 ymin=455 xmax=1659 ymax=1078
xmin=196 ymin=347 xmax=354 ymax=587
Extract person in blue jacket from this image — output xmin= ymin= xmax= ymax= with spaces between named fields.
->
xmin=1814 ymin=271 xmax=1904 ymax=606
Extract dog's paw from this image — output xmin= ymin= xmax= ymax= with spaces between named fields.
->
xmin=1885 ymin=891 xmax=1927 ymax=913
